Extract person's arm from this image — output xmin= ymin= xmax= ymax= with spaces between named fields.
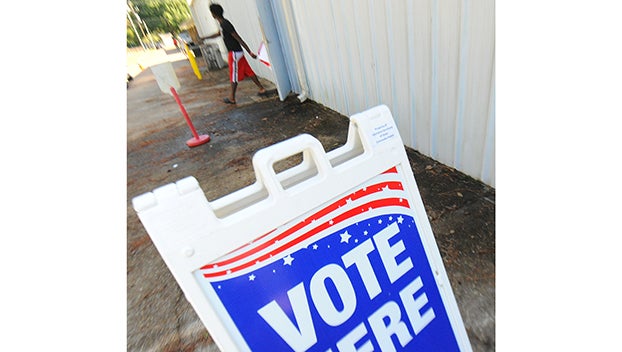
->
xmin=199 ymin=31 xmax=221 ymax=40
xmin=231 ymin=31 xmax=257 ymax=59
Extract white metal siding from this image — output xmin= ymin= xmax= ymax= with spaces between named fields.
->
xmin=458 ymin=0 xmax=495 ymax=185
xmin=437 ymin=0 xmax=461 ymax=168
xmin=188 ymin=0 xmax=495 ymax=187
xmin=412 ymin=0 xmax=433 ymax=157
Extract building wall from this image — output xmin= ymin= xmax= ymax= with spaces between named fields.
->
xmin=190 ymin=0 xmax=276 ymax=82
xmin=188 ymin=0 xmax=495 ymax=187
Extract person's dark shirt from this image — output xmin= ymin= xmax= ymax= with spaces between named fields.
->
xmin=220 ymin=19 xmax=243 ymax=52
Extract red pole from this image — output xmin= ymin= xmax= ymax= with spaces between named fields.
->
xmin=171 ymin=87 xmax=199 ymax=139
xmin=170 ymin=87 xmax=210 ymax=147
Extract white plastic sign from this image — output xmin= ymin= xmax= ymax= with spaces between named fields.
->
xmin=132 ymin=105 xmax=472 ymax=351
xmin=150 ymin=61 xmax=181 ymax=96
xmin=257 ymin=42 xmax=271 ymax=68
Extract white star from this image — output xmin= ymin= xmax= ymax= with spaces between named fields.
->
xmin=363 ymin=187 xmax=367 ymax=191
xmin=389 ymin=216 xmax=393 ymax=221
xmin=249 ymin=274 xmax=256 ymax=281
xmin=340 ymin=231 xmax=352 ymax=243
xmin=217 ymin=285 xmax=221 ymax=289
xmin=226 ymin=269 xmax=232 ymax=274
xmin=399 ymin=198 xmax=404 ymax=202
xmin=363 ymin=230 xmax=368 ymax=236
xmin=382 ymin=185 xmax=390 ymax=192
xmin=283 ymin=254 xmax=294 ymax=266
xmin=329 ymin=219 xmax=334 ymax=225
xmin=368 ymin=207 xmax=373 ymax=212
xmin=346 ymin=198 xmax=353 ymax=205
xmin=273 ymin=269 xmax=276 ymax=273
xmin=378 ymin=219 xmax=383 ymax=224
xmin=397 ymin=215 xmax=404 ymax=224
xmin=312 ymin=244 xmax=318 ymax=250
xmin=355 ymin=239 xmax=359 ymax=243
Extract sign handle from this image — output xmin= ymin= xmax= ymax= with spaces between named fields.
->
xmin=252 ymin=134 xmax=332 ymax=198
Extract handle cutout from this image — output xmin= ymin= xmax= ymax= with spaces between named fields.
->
xmin=273 ymin=151 xmax=304 ymax=174
xmin=253 ymin=134 xmax=332 ymax=198
xmin=275 ymin=150 xmax=320 ymax=191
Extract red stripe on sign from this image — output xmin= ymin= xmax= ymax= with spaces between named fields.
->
xmin=201 ymin=197 xmax=410 ymax=278
xmin=383 ymin=166 xmax=398 ymax=174
xmin=200 ymin=181 xmax=404 ymax=270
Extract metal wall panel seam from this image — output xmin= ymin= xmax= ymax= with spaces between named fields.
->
xmin=387 ymin=1 xmax=412 ymax=148
xmin=311 ymin=0 xmax=334 ymax=109
xmin=279 ymin=0 xmax=310 ymax=101
xmin=368 ymin=0 xmax=383 ymax=106
xmin=435 ymin=0 xmax=460 ymax=167
xmin=375 ymin=1 xmax=393 ymax=113
xmin=298 ymin=0 xmax=328 ymax=105
xmin=407 ymin=0 xmax=418 ymax=148
xmin=341 ymin=0 xmax=365 ymax=114
xmin=385 ymin=0 xmax=398 ymax=131
xmin=430 ymin=0 xmax=440 ymax=158
xmin=269 ymin=0 xmax=301 ymax=94
xmin=352 ymin=0 xmax=372 ymax=110
xmin=454 ymin=0 xmax=470 ymax=169
xmin=329 ymin=0 xmax=350 ymax=115
xmin=296 ymin=0 xmax=319 ymax=100
xmin=462 ymin=0 xmax=494 ymax=179
xmin=412 ymin=0 xmax=432 ymax=156
xmin=289 ymin=0 xmax=317 ymax=101
xmin=320 ymin=0 xmax=338 ymax=109
xmin=480 ymin=50 xmax=495 ymax=186
xmin=337 ymin=0 xmax=356 ymax=115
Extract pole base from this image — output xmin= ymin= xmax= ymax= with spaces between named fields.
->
xmin=186 ymin=134 xmax=211 ymax=147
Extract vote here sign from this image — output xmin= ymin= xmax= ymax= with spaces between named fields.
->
xmin=194 ymin=166 xmax=461 ymax=352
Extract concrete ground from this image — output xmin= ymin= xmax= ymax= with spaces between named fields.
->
xmin=127 ymin=48 xmax=495 ymax=351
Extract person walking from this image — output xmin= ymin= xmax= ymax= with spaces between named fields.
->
xmin=200 ymin=3 xmax=267 ymax=104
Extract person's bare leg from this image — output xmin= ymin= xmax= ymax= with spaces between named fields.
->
xmin=230 ymin=82 xmax=238 ymax=102
xmin=250 ymin=75 xmax=266 ymax=94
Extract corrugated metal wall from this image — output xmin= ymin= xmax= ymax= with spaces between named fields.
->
xmin=189 ymin=0 xmax=495 ymax=187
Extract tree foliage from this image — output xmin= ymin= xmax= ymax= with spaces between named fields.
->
xmin=127 ymin=26 xmax=139 ymax=47
xmin=127 ymin=0 xmax=191 ymax=46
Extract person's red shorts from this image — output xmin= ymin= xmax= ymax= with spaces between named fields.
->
xmin=228 ymin=51 xmax=256 ymax=83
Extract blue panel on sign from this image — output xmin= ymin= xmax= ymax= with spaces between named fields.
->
xmin=199 ymin=214 xmax=459 ymax=351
